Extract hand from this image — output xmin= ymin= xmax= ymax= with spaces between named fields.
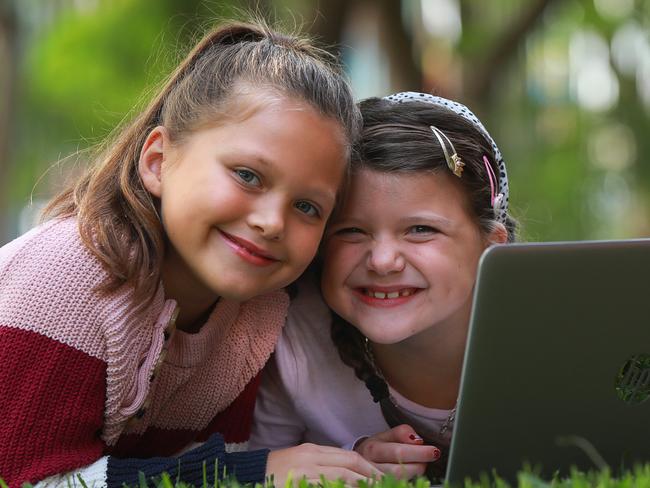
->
xmin=266 ymin=443 xmax=383 ymax=486
xmin=354 ymin=424 xmax=441 ymax=479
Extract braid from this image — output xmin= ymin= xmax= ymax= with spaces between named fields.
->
xmin=330 ymin=312 xmax=372 ymax=382
xmin=330 ymin=312 xmax=389 ymax=402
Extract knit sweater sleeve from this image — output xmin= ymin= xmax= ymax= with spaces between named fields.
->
xmin=0 ymin=220 xmax=108 ymax=487
xmin=0 ymin=220 xmax=275 ymax=487
xmin=33 ymin=435 xmax=269 ymax=488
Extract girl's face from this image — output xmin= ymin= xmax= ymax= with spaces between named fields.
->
xmin=141 ymin=91 xmax=348 ymax=302
xmin=321 ymin=168 xmax=504 ymax=345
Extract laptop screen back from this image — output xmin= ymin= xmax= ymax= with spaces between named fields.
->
xmin=446 ymin=239 xmax=650 ymax=485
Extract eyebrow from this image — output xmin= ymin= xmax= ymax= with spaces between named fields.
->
xmin=333 ymin=215 xmax=455 ymax=228
xmin=400 ymin=215 xmax=455 ymax=228
xmin=308 ymin=188 xmax=337 ymax=205
xmin=244 ymin=154 xmax=272 ymax=168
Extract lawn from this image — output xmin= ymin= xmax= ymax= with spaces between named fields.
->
xmin=8 ymin=465 xmax=650 ymax=488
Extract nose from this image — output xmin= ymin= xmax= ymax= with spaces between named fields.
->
xmin=247 ymin=199 xmax=285 ymax=241
xmin=366 ymin=238 xmax=405 ymax=275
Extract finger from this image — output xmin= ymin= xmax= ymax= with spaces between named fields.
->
xmin=283 ymin=468 xmax=363 ymax=487
xmin=317 ymin=449 xmax=384 ymax=477
xmin=290 ymin=444 xmax=383 ymax=479
xmin=362 ymin=441 xmax=441 ymax=464
xmin=392 ymin=424 xmax=426 ymax=445
xmin=317 ymin=466 xmax=380 ymax=485
xmin=368 ymin=424 xmax=423 ymax=444
xmin=330 ymin=453 xmax=382 ymax=478
xmin=279 ymin=468 xmax=369 ymax=488
xmin=373 ymin=462 xmax=427 ymax=480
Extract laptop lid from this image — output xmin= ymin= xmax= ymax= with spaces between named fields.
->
xmin=446 ymin=239 xmax=650 ymax=485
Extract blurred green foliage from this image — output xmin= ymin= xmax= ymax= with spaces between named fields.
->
xmin=6 ymin=0 xmax=650 ymax=242
xmin=13 ymin=0 xmax=209 ymax=201
xmin=488 ymin=0 xmax=650 ymax=241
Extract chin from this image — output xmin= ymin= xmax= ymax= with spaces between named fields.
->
xmin=361 ymin=328 xmax=410 ymax=346
xmin=227 ymin=283 xmax=270 ymax=300
xmin=200 ymin=278 xmax=256 ymax=302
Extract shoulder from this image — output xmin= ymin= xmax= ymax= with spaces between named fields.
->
xmin=286 ymin=273 xmax=332 ymax=338
xmin=0 ymin=217 xmax=109 ymax=290
xmin=271 ymin=273 xmax=342 ymax=387
xmin=264 ymin=275 xmax=388 ymax=446
xmin=0 ymin=217 xmax=159 ymax=359
xmin=239 ymin=288 xmax=290 ymax=330
xmin=281 ymin=272 xmax=334 ymax=355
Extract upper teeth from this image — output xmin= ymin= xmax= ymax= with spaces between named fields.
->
xmin=365 ymin=289 xmax=414 ymax=299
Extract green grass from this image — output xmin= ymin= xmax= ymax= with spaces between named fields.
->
xmin=161 ymin=465 xmax=650 ymax=488
xmin=9 ymin=465 xmax=650 ymax=488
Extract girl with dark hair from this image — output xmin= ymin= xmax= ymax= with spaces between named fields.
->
xmin=251 ymin=93 xmax=518 ymax=481
xmin=0 ymin=20 xmax=381 ymax=487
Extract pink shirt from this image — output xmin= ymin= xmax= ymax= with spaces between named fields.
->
xmin=250 ymin=274 xmax=452 ymax=450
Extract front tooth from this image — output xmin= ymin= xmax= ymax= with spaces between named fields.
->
xmin=374 ymin=292 xmax=386 ymax=299
xmin=387 ymin=292 xmax=399 ymax=299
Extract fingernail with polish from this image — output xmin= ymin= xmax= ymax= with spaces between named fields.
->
xmin=432 ymin=447 xmax=441 ymax=460
xmin=409 ymin=434 xmax=424 ymax=443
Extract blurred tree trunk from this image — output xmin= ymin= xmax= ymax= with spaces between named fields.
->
xmin=311 ymin=0 xmax=554 ymax=102
xmin=0 ymin=0 xmax=17 ymax=244
xmin=311 ymin=0 xmax=351 ymax=56
xmin=377 ymin=0 xmax=421 ymax=91
xmin=463 ymin=0 xmax=557 ymax=108
xmin=310 ymin=0 xmax=420 ymax=90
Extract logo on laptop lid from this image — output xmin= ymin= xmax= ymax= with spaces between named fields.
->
xmin=616 ymin=354 xmax=650 ymax=404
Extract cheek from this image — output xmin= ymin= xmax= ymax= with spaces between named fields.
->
xmin=165 ymin=169 xmax=236 ymax=218
xmin=320 ymin=269 xmax=343 ymax=315
xmin=323 ymin=238 xmax=353 ymax=261
xmin=443 ymin=253 xmax=480 ymax=298
xmin=287 ymin=225 xmax=326 ymax=266
xmin=321 ymin=242 xmax=358 ymax=288
xmin=453 ymin=241 xmax=484 ymax=280
xmin=208 ymin=173 xmax=246 ymax=207
xmin=320 ymin=262 xmax=339 ymax=296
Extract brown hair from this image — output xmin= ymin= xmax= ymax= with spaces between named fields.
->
xmin=43 ymin=20 xmax=360 ymax=303
xmin=331 ymin=96 xmax=517 ymax=385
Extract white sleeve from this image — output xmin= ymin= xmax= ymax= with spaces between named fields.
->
xmin=342 ymin=436 xmax=370 ymax=451
xmin=34 ymin=457 xmax=108 ymax=488
xmin=249 ymin=349 xmax=306 ymax=449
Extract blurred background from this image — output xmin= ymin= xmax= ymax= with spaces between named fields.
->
xmin=0 ymin=0 xmax=649 ymax=245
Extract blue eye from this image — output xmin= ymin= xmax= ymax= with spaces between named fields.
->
xmin=295 ymin=201 xmax=320 ymax=218
xmin=235 ymin=169 xmax=261 ymax=187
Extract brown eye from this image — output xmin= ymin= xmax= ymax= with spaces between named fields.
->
xmin=408 ymin=225 xmax=437 ymax=235
xmin=336 ymin=227 xmax=364 ymax=235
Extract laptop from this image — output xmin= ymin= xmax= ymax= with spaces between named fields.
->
xmin=445 ymin=239 xmax=650 ymax=485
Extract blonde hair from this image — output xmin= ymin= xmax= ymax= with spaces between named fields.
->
xmin=44 ymin=20 xmax=360 ymax=303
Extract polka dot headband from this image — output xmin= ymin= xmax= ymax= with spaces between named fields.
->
xmin=383 ymin=91 xmax=509 ymax=225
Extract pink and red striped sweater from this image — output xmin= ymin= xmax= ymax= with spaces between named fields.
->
xmin=0 ymin=218 xmax=289 ymax=487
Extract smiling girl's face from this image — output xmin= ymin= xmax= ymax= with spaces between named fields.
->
xmin=140 ymin=90 xmax=347 ymax=305
xmin=321 ymin=167 xmax=502 ymax=345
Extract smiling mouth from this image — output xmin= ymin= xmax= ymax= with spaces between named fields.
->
xmin=219 ymin=230 xmax=279 ymax=266
xmin=360 ymin=288 xmax=420 ymax=300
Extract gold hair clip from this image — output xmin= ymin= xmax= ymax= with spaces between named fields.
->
xmin=430 ymin=125 xmax=465 ymax=177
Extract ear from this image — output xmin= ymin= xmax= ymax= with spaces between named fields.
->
xmin=486 ymin=222 xmax=508 ymax=246
xmin=138 ymin=126 xmax=170 ymax=198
